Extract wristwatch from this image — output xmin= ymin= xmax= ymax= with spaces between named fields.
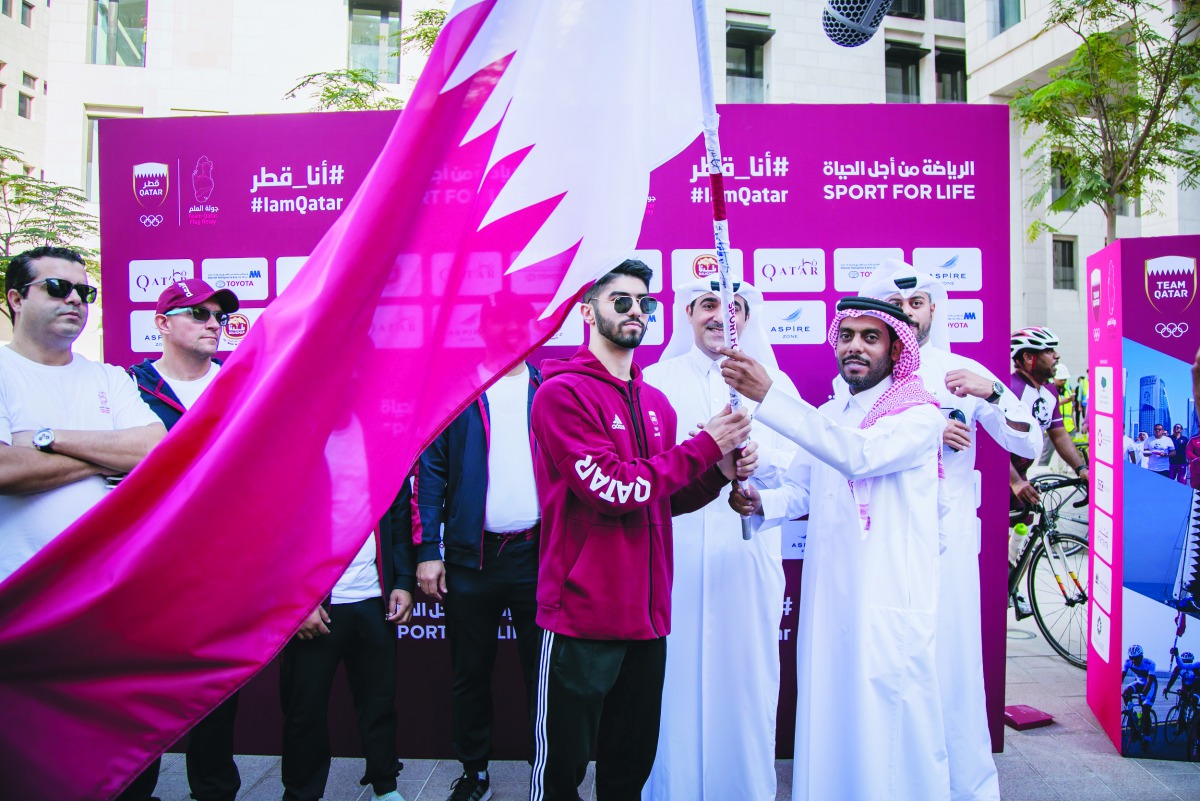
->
xmin=985 ymin=381 xmax=1005 ymax=404
xmin=32 ymin=428 xmax=55 ymax=453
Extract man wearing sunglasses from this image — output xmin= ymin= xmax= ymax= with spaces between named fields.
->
xmin=1 ymin=246 xmax=167 ymax=799
xmin=128 ymin=279 xmax=240 ymax=429
xmin=124 ymin=278 xmax=242 ymax=801
xmin=1 ymin=246 xmax=166 ymax=584
xmin=528 ymin=259 xmax=756 ymax=801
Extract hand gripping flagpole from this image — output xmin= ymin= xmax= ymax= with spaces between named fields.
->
xmin=691 ymin=0 xmax=753 ymax=541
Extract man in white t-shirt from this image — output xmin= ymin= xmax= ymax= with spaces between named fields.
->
xmin=127 ymin=279 xmax=243 ymax=801
xmin=0 ymin=245 xmax=166 ymax=801
xmin=128 ymin=279 xmax=241 ymax=431
xmin=406 ymin=295 xmax=543 ymax=801
xmin=1145 ymin=423 xmax=1176 ymax=478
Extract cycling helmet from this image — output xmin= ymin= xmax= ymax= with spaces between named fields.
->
xmin=1129 ymin=644 xmax=1144 ymax=658
xmin=1182 ymin=652 xmax=1195 ymax=665
xmin=1011 ymin=326 xmax=1060 ymax=360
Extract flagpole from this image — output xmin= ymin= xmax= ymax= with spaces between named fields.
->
xmin=691 ymin=0 xmax=753 ymax=541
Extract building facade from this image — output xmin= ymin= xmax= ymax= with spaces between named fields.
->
xmin=2 ymin=0 xmax=1196 ymax=368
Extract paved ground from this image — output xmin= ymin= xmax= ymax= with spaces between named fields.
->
xmin=146 ymin=613 xmax=1200 ymax=801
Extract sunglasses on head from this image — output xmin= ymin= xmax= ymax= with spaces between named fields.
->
xmin=22 ymin=277 xmax=98 ymax=304
xmin=598 ymin=295 xmax=658 ymax=314
xmin=165 ymin=306 xmax=231 ymax=327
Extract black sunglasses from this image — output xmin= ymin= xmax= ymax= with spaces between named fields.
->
xmin=598 ymin=295 xmax=658 ymax=314
xmin=22 ymin=277 xmax=98 ymax=304
xmin=165 ymin=307 xmax=231 ymax=327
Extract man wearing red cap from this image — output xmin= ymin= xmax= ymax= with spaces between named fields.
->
xmin=127 ymin=278 xmax=243 ymax=801
xmin=129 ymin=278 xmax=240 ymax=428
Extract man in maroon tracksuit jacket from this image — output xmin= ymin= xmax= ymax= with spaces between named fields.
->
xmin=528 ymin=259 xmax=754 ymax=801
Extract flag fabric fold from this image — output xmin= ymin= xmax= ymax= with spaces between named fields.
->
xmin=0 ymin=1 xmax=703 ymax=798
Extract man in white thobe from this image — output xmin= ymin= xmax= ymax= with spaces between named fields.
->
xmin=861 ymin=261 xmax=1040 ymax=801
xmin=641 ymin=278 xmax=797 ymax=801
xmin=721 ymin=296 xmax=950 ymax=801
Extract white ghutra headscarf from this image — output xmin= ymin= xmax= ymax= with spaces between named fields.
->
xmin=660 ymin=277 xmax=778 ymax=370
xmin=859 ymin=259 xmax=950 ymax=350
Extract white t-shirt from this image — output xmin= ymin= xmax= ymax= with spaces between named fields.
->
xmin=1145 ymin=434 xmax=1174 ymax=472
xmin=483 ymin=366 xmax=539 ymax=532
xmin=331 ymin=531 xmax=382 ymax=604
xmin=0 ymin=346 xmax=161 ymax=583
xmin=160 ymin=361 xmax=220 ymax=410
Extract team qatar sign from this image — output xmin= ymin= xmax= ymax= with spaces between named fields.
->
xmin=100 ymin=103 xmax=1011 ymax=758
xmin=1087 ymin=235 xmax=1200 ymax=761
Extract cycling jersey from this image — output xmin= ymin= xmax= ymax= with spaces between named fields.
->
xmin=1009 ymin=373 xmax=1063 ymax=478
xmin=1124 ymin=657 xmax=1159 ymax=704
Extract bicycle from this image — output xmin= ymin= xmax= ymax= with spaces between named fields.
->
xmin=1009 ymin=475 xmax=1090 ymax=667
xmin=1029 ymin=472 xmax=1088 ymax=539
xmin=1164 ymin=689 xmax=1200 ymax=760
xmin=1121 ymin=687 xmax=1158 ymax=755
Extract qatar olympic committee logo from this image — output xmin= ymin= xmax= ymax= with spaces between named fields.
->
xmin=132 ymin=162 xmax=169 ymax=208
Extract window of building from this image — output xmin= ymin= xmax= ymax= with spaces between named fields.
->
xmin=22 ymin=72 xmax=35 ymax=90
xmin=87 ymin=1 xmax=148 ymax=67
xmin=726 ymin=20 xmax=773 ymax=104
xmin=20 ymin=0 xmax=32 ymax=26
xmin=997 ymin=0 xmax=1021 ymax=33
xmin=1053 ymin=238 xmax=1076 ymax=290
xmin=2 ymin=0 xmax=12 ymax=17
xmin=935 ymin=0 xmax=965 ymax=21
xmin=885 ymin=42 xmax=927 ymax=104
xmin=935 ymin=50 xmax=966 ymax=103
xmin=348 ymin=1 xmax=400 ymax=84
xmin=85 ymin=106 xmax=142 ymax=201
xmin=18 ymin=91 xmax=32 ymax=119
xmin=889 ymin=0 xmax=926 ymax=20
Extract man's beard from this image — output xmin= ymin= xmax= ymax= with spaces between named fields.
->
xmin=840 ymin=353 xmax=893 ymax=391
xmin=914 ymin=318 xmax=930 ymax=345
xmin=597 ymin=312 xmax=646 ymax=349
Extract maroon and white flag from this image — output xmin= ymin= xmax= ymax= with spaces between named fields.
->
xmin=0 ymin=1 xmax=703 ymax=798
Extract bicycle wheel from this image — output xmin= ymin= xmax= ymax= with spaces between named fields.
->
xmin=1027 ymin=532 xmax=1090 ymax=667
xmin=1166 ymin=705 xmax=1183 ymax=743
xmin=1122 ymin=710 xmax=1136 ymax=755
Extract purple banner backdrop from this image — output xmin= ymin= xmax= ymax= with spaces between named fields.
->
xmin=99 ymin=104 xmax=1011 ymax=759
xmin=1086 ymin=235 xmax=1200 ymax=758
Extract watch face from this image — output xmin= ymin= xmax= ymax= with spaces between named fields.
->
xmin=33 ymin=429 xmax=53 ymax=448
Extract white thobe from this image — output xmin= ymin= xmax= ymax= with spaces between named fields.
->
xmin=753 ymin=376 xmax=951 ymax=801
xmin=914 ymin=346 xmax=1040 ymax=801
xmin=641 ymin=346 xmax=798 ymax=801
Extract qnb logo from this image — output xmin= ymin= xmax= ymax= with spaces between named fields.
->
xmin=574 ymin=454 xmax=651 ymax=504
xmin=1155 ymin=322 xmax=1189 ymax=338
xmin=140 ymin=215 xmax=164 ymax=227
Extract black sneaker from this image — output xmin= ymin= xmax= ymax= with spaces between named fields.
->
xmin=1012 ymin=592 xmax=1034 ymax=619
xmin=447 ymin=771 xmax=492 ymax=801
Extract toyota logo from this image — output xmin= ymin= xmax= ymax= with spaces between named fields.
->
xmin=1155 ymin=322 xmax=1190 ymax=338
xmin=139 ymin=214 xmax=164 ymax=227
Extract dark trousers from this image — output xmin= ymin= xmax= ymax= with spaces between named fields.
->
xmin=530 ymin=632 xmax=666 ymax=801
xmin=186 ymin=693 xmax=241 ymax=801
xmin=115 ymin=694 xmax=239 ymax=801
xmin=444 ymin=535 xmax=541 ymax=773
xmin=1170 ymin=463 xmax=1187 ymax=483
xmin=280 ymin=598 xmax=400 ymax=801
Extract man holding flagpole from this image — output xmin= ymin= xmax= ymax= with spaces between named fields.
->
xmin=641 ymin=277 xmax=796 ymax=801
xmin=861 ymin=261 xmax=1039 ymax=801
xmin=528 ymin=259 xmax=754 ymax=801
xmin=722 ymin=296 xmax=950 ymax=801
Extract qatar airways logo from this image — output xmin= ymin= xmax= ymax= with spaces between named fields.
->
xmin=574 ymin=454 xmax=651 ymax=504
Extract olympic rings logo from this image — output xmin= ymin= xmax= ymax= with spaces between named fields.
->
xmin=1155 ymin=322 xmax=1189 ymax=338
xmin=139 ymin=215 xmax=164 ymax=227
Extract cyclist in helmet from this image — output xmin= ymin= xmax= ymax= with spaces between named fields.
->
xmin=1122 ymin=645 xmax=1159 ymax=746
xmin=1164 ymin=649 xmax=1199 ymax=722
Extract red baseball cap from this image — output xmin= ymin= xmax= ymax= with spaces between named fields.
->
xmin=155 ymin=279 xmax=240 ymax=315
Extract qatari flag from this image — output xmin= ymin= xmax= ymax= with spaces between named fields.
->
xmin=0 ymin=1 xmax=703 ymax=798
